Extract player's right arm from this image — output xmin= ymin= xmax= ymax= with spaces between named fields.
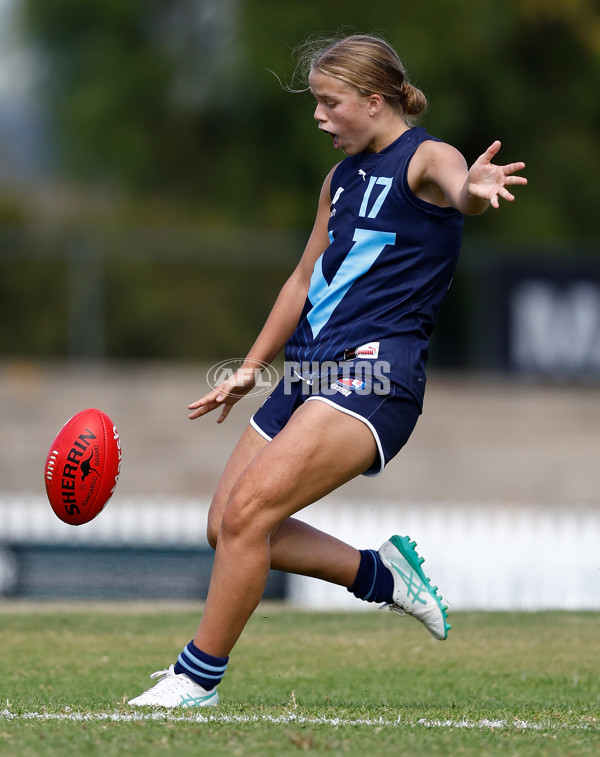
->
xmin=189 ymin=165 xmax=337 ymax=422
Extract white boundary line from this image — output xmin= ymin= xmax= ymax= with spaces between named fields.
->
xmin=0 ymin=709 xmax=595 ymax=731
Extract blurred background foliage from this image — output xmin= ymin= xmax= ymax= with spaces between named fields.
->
xmin=1 ymin=0 xmax=599 ymax=361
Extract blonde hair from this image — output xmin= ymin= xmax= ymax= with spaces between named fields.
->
xmin=292 ymin=34 xmax=427 ymax=120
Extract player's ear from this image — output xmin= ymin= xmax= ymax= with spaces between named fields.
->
xmin=367 ymin=93 xmax=384 ymax=116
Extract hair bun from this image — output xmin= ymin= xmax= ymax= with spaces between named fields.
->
xmin=400 ymin=81 xmax=428 ymax=117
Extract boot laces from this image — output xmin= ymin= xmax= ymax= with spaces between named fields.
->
xmin=146 ymin=665 xmax=186 ymax=693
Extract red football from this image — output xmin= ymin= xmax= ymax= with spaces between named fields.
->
xmin=44 ymin=408 xmax=122 ymax=525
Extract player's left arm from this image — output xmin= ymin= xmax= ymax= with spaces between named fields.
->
xmin=414 ymin=139 xmax=527 ymax=215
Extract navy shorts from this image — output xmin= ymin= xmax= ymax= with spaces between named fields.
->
xmin=250 ymin=372 xmax=421 ymax=476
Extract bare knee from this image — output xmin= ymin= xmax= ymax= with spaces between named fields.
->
xmin=206 ymin=479 xmax=265 ymax=549
xmin=219 ymin=481 xmax=275 ymax=544
xmin=219 ymin=499 xmax=256 ymax=543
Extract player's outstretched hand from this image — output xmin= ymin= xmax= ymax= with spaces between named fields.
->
xmin=188 ymin=366 xmax=258 ymax=423
xmin=467 ymin=140 xmax=527 ymax=209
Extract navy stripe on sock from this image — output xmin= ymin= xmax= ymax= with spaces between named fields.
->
xmin=174 ymin=641 xmax=228 ymax=690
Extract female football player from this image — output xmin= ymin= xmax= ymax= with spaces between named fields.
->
xmin=129 ymin=33 xmax=526 ymax=707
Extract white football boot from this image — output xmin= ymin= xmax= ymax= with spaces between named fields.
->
xmin=378 ymin=534 xmax=450 ymax=640
xmin=128 ymin=665 xmax=219 ymax=708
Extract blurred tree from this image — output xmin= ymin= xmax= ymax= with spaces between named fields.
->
xmin=517 ymin=0 xmax=600 ymax=54
xmin=20 ymin=0 xmax=239 ymax=209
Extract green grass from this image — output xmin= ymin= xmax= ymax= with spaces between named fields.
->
xmin=1 ymin=603 xmax=599 ymax=756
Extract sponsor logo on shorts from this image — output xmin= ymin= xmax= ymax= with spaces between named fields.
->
xmin=330 ymin=383 xmax=352 ymax=397
xmin=339 ymin=377 xmax=366 ymax=390
xmin=330 ymin=377 xmax=367 ymax=397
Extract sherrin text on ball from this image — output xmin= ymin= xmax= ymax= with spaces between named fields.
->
xmin=44 ymin=408 xmax=122 ymax=525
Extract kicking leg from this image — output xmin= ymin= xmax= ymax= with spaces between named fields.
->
xmin=203 ymin=407 xmax=450 ymax=654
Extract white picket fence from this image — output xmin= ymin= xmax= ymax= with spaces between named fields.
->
xmin=287 ymin=501 xmax=600 ymax=611
xmin=1 ymin=494 xmax=599 ymax=609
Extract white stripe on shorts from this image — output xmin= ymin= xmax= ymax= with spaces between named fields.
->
xmin=305 ymin=395 xmax=385 ymax=476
